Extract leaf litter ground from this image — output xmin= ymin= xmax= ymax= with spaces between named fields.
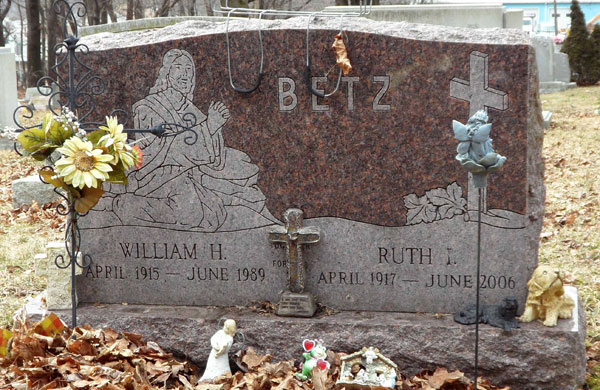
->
xmin=0 ymin=318 xmax=507 ymax=390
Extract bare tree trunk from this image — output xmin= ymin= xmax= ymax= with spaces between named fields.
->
xmin=126 ymin=0 xmax=133 ymax=19
xmin=134 ymin=0 xmax=143 ymax=18
xmin=0 ymin=0 xmax=12 ymax=46
xmin=156 ymin=0 xmax=169 ymax=16
xmin=205 ymin=0 xmax=214 ymax=16
xmin=17 ymin=0 xmax=25 ymax=88
xmin=102 ymin=0 xmax=117 ymax=22
xmin=86 ymin=0 xmax=100 ymax=25
xmin=40 ymin=2 xmax=46 ymax=65
xmin=47 ymin=0 xmax=57 ymax=75
xmin=156 ymin=0 xmax=182 ymax=17
xmin=188 ymin=0 xmax=195 ymax=16
xmin=26 ymin=0 xmax=42 ymax=87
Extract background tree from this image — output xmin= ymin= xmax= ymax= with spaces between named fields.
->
xmin=46 ymin=0 xmax=57 ymax=75
xmin=591 ymin=24 xmax=600 ymax=62
xmin=127 ymin=0 xmax=145 ymax=19
xmin=26 ymin=0 xmax=42 ymax=87
xmin=0 ymin=0 xmax=11 ymax=47
xmin=155 ymin=0 xmax=182 ymax=17
xmin=85 ymin=0 xmax=117 ymax=25
xmin=562 ymin=0 xmax=600 ymax=86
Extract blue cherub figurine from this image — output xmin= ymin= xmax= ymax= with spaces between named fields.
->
xmin=453 ymin=110 xmax=507 ymax=188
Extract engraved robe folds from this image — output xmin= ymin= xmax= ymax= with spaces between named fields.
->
xmin=105 ymin=49 xmax=277 ymax=231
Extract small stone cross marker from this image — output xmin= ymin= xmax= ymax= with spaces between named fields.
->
xmin=450 ymin=51 xmax=509 ymax=116
xmin=269 ymin=208 xmax=321 ymax=317
xmin=269 ymin=208 xmax=320 ymax=294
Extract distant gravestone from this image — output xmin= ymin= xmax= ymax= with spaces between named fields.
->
xmin=532 ymin=35 xmax=575 ymax=93
xmin=532 ymin=36 xmax=554 ymax=83
xmin=78 ymin=18 xmax=544 ymax=315
xmin=0 ymin=47 xmax=18 ymax=150
xmin=553 ymin=50 xmax=571 ymax=83
xmin=323 ymin=4 xmax=517 ymax=29
xmin=12 ymin=175 xmax=60 ymax=208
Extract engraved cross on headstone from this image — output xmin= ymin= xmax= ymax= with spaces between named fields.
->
xmin=269 ymin=208 xmax=320 ymax=293
xmin=450 ymin=51 xmax=509 ymax=212
xmin=450 ymin=51 xmax=509 ymax=116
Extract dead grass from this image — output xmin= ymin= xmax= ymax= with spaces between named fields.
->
xmin=0 ymin=148 xmax=62 ymax=327
xmin=539 ymin=85 xmax=600 ymax=389
xmin=0 ymin=223 xmax=56 ymax=326
xmin=0 ymin=90 xmax=599 ymax=386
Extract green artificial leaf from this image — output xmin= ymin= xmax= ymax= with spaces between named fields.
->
xmin=106 ymin=163 xmax=128 ymax=185
xmin=39 ymin=168 xmax=80 ymax=201
xmin=42 ymin=113 xmax=73 ymax=146
xmin=74 ymin=186 xmax=104 ymax=213
xmin=43 ymin=169 xmax=77 ymax=193
xmin=17 ymin=127 xmax=55 ymax=161
xmin=86 ymin=129 xmax=106 ymax=146
xmin=39 ymin=169 xmax=67 ymax=190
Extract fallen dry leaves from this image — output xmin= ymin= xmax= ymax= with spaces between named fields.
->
xmin=401 ymin=368 xmax=508 ymax=390
xmin=332 ymin=34 xmax=352 ymax=75
xmin=0 ymin=320 xmax=509 ymax=390
xmin=0 ymin=150 xmax=65 ymax=232
xmin=1 ymin=320 xmax=197 ymax=390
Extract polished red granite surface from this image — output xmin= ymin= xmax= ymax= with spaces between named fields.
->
xmin=83 ymin=29 xmax=530 ymax=226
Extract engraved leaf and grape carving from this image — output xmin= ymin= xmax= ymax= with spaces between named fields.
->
xmin=404 ymin=182 xmax=467 ymax=225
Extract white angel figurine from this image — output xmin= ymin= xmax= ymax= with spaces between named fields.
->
xmin=200 ymin=319 xmax=237 ymax=382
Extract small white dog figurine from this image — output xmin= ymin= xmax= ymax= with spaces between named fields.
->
xmin=519 ymin=265 xmax=574 ymax=327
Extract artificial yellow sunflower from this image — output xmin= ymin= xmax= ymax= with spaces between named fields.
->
xmin=55 ymin=136 xmax=113 ymax=189
xmin=98 ymin=116 xmax=126 ymax=147
xmin=98 ymin=116 xmax=135 ymax=169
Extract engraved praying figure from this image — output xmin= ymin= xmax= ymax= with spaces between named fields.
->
xmin=100 ymin=48 xmax=278 ymax=232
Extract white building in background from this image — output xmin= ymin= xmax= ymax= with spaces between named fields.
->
xmin=437 ymin=0 xmax=600 ymax=34
xmin=502 ymin=0 xmax=600 ymax=34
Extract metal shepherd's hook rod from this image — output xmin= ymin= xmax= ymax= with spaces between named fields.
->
xmin=305 ymin=13 xmax=344 ymax=98
xmin=474 ymin=186 xmax=483 ymax=389
xmin=451 ymin=109 xmax=507 ymax=390
xmin=226 ymin=8 xmax=266 ymax=93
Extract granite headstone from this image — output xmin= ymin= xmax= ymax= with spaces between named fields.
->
xmin=0 ymin=47 xmax=18 ymax=150
xmin=78 ymin=18 xmax=544 ymax=314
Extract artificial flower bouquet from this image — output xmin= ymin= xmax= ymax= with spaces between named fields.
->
xmin=16 ymin=108 xmax=142 ymax=213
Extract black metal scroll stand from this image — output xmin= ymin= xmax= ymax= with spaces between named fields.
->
xmin=12 ymin=0 xmax=198 ymax=329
